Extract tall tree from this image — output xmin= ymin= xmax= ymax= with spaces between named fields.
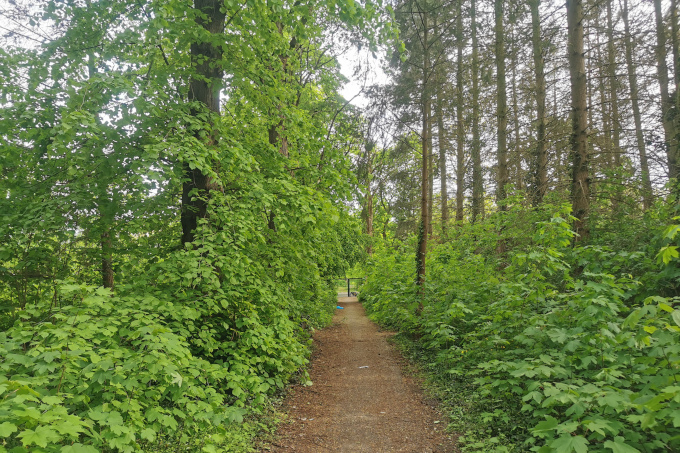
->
xmin=654 ymin=0 xmax=678 ymax=184
xmin=417 ymin=10 xmax=431 ymax=295
xmin=606 ymin=0 xmax=622 ymax=169
xmin=567 ymin=0 xmax=590 ymax=240
xmin=529 ymin=0 xmax=548 ymax=205
xmin=471 ymin=0 xmax=484 ymax=222
xmin=181 ymin=0 xmax=226 ymax=246
xmin=621 ymin=0 xmax=652 ymax=209
xmin=455 ymin=0 xmax=466 ymax=222
xmin=434 ymin=19 xmax=449 ymax=235
xmin=495 ymin=0 xmax=508 ymax=210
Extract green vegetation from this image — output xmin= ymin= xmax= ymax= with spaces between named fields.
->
xmin=360 ymin=197 xmax=680 ymax=452
xmin=0 ymin=0 xmax=386 ymax=451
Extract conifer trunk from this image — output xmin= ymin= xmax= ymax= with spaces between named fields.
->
xmin=455 ymin=1 xmax=465 ymax=222
xmin=530 ymin=0 xmax=547 ymax=205
xmin=495 ymin=0 xmax=508 ymax=210
xmin=606 ymin=0 xmax=622 ymax=169
xmin=416 ymin=12 xmax=430 ymax=295
xmin=436 ymin=74 xmax=449 ymax=234
xmin=567 ymin=0 xmax=590 ymax=241
xmin=433 ymin=16 xmax=448 ymax=235
xmin=654 ymin=0 xmax=678 ymax=182
xmin=622 ymin=0 xmax=652 ymax=209
xmin=471 ymin=0 xmax=484 ymax=222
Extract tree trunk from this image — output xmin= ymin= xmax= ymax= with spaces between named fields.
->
xmin=87 ymin=50 xmax=115 ymax=289
xmin=605 ymin=0 xmax=622 ymax=171
xmin=622 ymin=0 xmax=652 ymax=209
xmin=471 ymin=0 xmax=484 ymax=222
xmin=416 ymin=12 xmax=430 ymax=298
xmin=434 ymin=20 xmax=449 ymax=235
xmin=428 ymin=103 xmax=434 ymax=237
xmin=567 ymin=0 xmax=590 ymax=241
xmin=596 ymin=12 xmax=613 ymax=169
xmin=455 ymin=0 xmax=465 ymax=222
xmin=654 ymin=0 xmax=678 ymax=183
xmin=530 ymin=0 xmax=547 ymax=205
xmin=181 ymin=0 xmax=226 ymax=246
xmin=672 ymin=0 xmax=680 ymax=86
xmin=495 ymin=0 xmax=508 ymax=211
xmin=366 ymin=143 xmax=374 ymax=255
xmin=510 ymin=26 xmax=522 ymax=191
xmin=436 ymin=87 xmax=449 ymax=234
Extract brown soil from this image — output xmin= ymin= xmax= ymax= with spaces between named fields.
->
xmin=265 ymin=296 xmax=456 ymax=453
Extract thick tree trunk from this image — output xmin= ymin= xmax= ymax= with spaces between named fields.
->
xmin=181 ymin=0 xmax=226 ymax=246
xmin=455 ymin=1 xmax=465 ymax=222
xmin=567 ymin=0 xmax=590 ymax=241
xmin=495 ymin=0 xmax=508 ymax=211
xmin=471 ymin=0 xmax=484 ymax=222
xmin=529 ymin=0 xmax=547 ymax=205
xmin=622 ymin=0 xmax=652 ymax=209
xmin=417 ymin=13 xmax=430 ymax=298
xmin=654 ymin=0 xmax=678 ymax=183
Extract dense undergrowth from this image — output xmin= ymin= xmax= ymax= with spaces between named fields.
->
xmin=0 ymin=180 xmax=365 ymax=453
xmin=360 ymin=199 xmax=680 ymax=453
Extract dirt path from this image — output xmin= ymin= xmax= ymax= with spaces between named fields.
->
xmin=267 ymin=296 xmax=456 ymax=453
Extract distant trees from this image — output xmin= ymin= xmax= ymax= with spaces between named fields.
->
xmin=366 ymin=0 xmax=680 ymax=283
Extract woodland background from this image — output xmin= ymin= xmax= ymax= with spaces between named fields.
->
xmin=0 ymin=0 xmax=679 ymax=452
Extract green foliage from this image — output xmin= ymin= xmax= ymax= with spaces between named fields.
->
xmin=362 ymin=203 xmax=680 ymax=452
xmin=0 ymin=0 xmax=390 ymax=450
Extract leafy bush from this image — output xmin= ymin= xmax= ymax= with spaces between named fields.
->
xmin=361 ymin=204 xmax=680 ymax=452
xmin=0 ymin=283 xmax=241 ymax=453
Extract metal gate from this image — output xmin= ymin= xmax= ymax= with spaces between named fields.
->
xmin=336 ymin=278 xmax=364 ymax=297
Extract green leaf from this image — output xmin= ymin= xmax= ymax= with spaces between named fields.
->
xmin=17 ymin=426 xmax=61 ymax=447
xmin=0 ymin=422 xmax=17 ymax=437
xmin=61 ymin=444 xmax=99 ymax=453
xmin=657 ymin=246 xmax=679 ymax=264
xmin=140 ymin=428 xmax=156 ymax=441
xmin=672 ymin=310 xmax=680 ymax=328
xmin=550 ymin=435 xmax=589 ymax=453
xmin=534 ymin=416 xmax=558 ymax=433
xmin=604 ymin=437 xmax=641 ymax=453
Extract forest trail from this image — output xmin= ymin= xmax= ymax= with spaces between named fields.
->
xmin=267 ymin=296 xmax=456 ymax=453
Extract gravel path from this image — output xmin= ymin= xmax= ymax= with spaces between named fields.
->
xmin=267 ymin=296 xmax=456 ymax=453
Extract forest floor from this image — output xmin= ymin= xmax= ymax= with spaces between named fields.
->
xmin=264 ymin=296 xmax=457 ymax=453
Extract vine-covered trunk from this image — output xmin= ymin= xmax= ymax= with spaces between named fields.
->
xmin=567 ymin=0 xmax=590 ymax=241
xmin=181 ymin=0 xmax=226 ymax=246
